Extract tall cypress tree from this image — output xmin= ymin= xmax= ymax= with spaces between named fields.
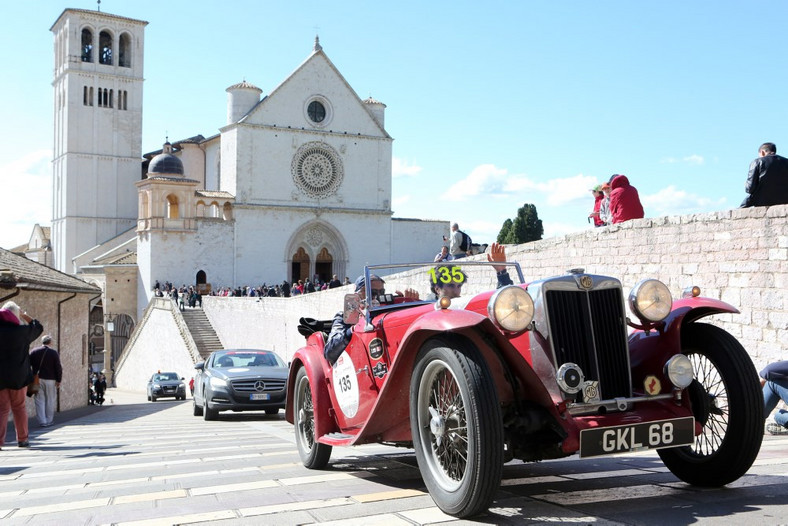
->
xmin=497 ymin=204 xmax=543 ymax=244
xmin=497 ymin=218 xmax=513 ymax=244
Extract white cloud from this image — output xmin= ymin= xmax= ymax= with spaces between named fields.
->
xmin=528 ymin=173 xmax=598 ymax=207
xmin=441 ymin=164 xmax=512 ymax=201
xmin=543 ymin=221 xmax=591 ymax=239
xmin=0 ymin=149 xmax=52 ymax=249
xmin=392 ymin=195 xmax=411 ymax=207
xmin=641 ymin=185 xmax=727 ymax=216
xmin=440 ymin=165 xmax=598 ymax=209
xmin=392 ymin=157 xmax=423 ymax=178
xmin=660 ymin=154 xmax=705 ymax=165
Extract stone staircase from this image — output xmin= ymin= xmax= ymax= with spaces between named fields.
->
xmin=180 ymin=308 xmax=223 ymax=360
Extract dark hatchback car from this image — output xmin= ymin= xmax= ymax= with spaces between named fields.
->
xmin=147 ymin=371 xmax=187 ymax=401
xmin=192 ymin=349 xmax=288 ymax=420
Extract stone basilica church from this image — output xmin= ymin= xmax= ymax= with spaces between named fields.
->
xmin=48 ymin=7 xmax=447 ymax=329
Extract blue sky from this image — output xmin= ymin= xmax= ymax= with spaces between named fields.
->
xmin=2 ymin=0 xmax=785 ymax=250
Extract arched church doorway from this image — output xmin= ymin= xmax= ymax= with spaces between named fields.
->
xmin=291 ymin=247 xmax=310 ymax=283
xmin=315 ymin=247 xmax=333 ymax=284
xmin=195 ymin=270 xmax=210 ymax=294
xmin=108 ymin=313 xmax=135 ymax=380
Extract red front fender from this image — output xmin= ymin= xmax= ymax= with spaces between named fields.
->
xmin=284 ymin=334 xmax=339 ymax=438
xmin=629 ymin=297 xmax=740 ymax=380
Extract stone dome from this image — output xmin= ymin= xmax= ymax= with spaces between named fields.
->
xmin=148 ymin=142 xmax=184 ymax=176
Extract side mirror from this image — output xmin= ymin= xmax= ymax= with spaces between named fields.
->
xmin=194 ymin=362 xmax=204 ymax=371
xmin=343 ymin=293 xmax=362 ymax=324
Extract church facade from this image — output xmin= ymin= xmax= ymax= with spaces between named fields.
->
xmin=50 ymin=8 xmax=447 ymax=320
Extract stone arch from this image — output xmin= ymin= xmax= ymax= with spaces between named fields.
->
xmin=222 ymin=202 xmax=233 ymax=220
xmin=118 ymin=32 xmax=132 ymax=67
xmin=166 ymin=194 xmax=179 ymax=219
xmin=81 ymin=27 xmax=94 ymax=62
xmin=195 ymin=200 xmax=206 ymax=217
xmin=284 ymin=221 xmax=349 ymax=284
xmin=291 ymin=247 xmax=310 ymax=284
xmin=139 ymin=192 xmax=149 ymax=219
xmin=99 ymin=30 xmax=113 ymax=65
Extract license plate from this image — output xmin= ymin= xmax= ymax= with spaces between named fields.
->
xmin=579 ymin=417 xmax=694 ymax=458
xmin=250 ymin=393 xmax=270 ymax=401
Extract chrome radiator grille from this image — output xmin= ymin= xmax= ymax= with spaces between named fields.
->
xmin=544 ymin=287 xmax=630 ymax=399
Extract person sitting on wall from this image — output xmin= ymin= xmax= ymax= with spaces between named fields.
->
xmin=761 ymin=360 xmax=788 ymax=435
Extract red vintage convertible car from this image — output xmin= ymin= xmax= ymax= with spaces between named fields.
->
xmin=285 ymin=261 xmax=763 ymax=518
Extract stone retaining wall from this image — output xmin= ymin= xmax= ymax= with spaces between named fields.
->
xmin=121 ymin=205 xmax=787 ymax=386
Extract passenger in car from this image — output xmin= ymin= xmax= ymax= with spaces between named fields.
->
xmin=217 ymin=355 xmax=234 ymax=368
xmin=432 ymin=243 xmax=513 ymax=300
xmin=323 ymin=275 xmax=385 ymax=365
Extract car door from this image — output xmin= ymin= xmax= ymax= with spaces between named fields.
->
xmin=327 ymin=319 xmax=381 ymax=430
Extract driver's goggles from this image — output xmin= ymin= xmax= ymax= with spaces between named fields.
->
xmin=370 ymin=288 xmax=386 ymax=297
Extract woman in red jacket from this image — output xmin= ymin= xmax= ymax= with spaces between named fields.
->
xmin=588 ymin=185 xmax=606 ymax=227
xmin=609 ymin=174 xmax=644 ymax=224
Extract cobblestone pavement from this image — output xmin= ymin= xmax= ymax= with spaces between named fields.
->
xmin=2 ymin=389 xmax=787 ymax=525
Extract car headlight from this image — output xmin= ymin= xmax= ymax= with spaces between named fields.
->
xmin=487 ymin=285 xmax=534 ymax=332
xmin=665 ymin=354 xmax=694 ymax=389
xmin=209 ymin=376 xmax=228 ymax=389
xmin=152 ymin=383 xmax=161 ymax=389
xmin=629 ymin=279 xmax=672 ymax=322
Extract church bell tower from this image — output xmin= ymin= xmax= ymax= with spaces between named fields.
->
xmin=50 ymin=8 xmax=147 ymax=272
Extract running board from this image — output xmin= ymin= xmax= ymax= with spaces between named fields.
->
xmin=319 ymin=431 xmax=359 ymax=446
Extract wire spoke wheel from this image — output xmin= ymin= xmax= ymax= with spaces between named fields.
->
xmin=410 ymin=339 xmax=502 ymax=518
xmin=422 ymin=360 xmax=468 ymax=489
xmin=294 ymin=367 xmax=331 ymax=468
xmin=658 ymin=323 xmax=762 ymax=486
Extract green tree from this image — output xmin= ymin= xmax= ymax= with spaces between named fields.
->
xmin=497 ymin=218 xmax=513 ymax=244
xmin=497 ymin=203 xmax=543 ymax=244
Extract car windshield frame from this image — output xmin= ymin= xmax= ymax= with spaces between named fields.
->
xmin=359 ymin=260 xmax=525 ymax=326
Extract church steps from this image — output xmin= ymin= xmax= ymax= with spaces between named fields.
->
xmin=180 ymin=308 xmax=224 ymax=360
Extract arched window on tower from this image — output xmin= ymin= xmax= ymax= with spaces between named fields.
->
xmin=83 ymin=86 xmax=88 ymax=106
xmin=166 ymin=195 xmax=179 ymax=219
xmin=109 ymin=89 xmax=114 ymax=108
xmin=99 ymin=31 xmax=113 ymax=65
xmin=118 ymin=33 xmax=131 ymax=67
xmin=81 ymin=28 xmax=93 ymax=62
xmin=140 ymin=193 xmax=149 ymax=219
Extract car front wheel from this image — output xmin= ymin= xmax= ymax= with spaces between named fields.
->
xmin=294 ymin=367 xmax=331 ymax=468
xmin=658 ymin=323 xmax=763 ymax=486
xmin=409 ymin=338 xmax=503 ymax=518
xmin=203 ymin=389 xmax=219 ymax=421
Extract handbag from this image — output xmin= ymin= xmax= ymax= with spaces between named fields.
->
xmin=26 ymin=348 xmax=46 ymax=397
xmin=27 ymin=373 xmax=40 ymax=396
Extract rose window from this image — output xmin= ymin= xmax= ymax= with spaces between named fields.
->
xmin=292 ymin=142 xmax=343 ymax=198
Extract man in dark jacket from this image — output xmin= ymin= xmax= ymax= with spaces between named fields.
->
xmin=0 ymin=302 xmax=44 ymax=448
xmin=30 ymin=335 xmax=63 ymax=427
xmin=741 ymin=142 xmax=788 ymax=208
xmin=609 ymin=174 xmax=645 ymax=224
